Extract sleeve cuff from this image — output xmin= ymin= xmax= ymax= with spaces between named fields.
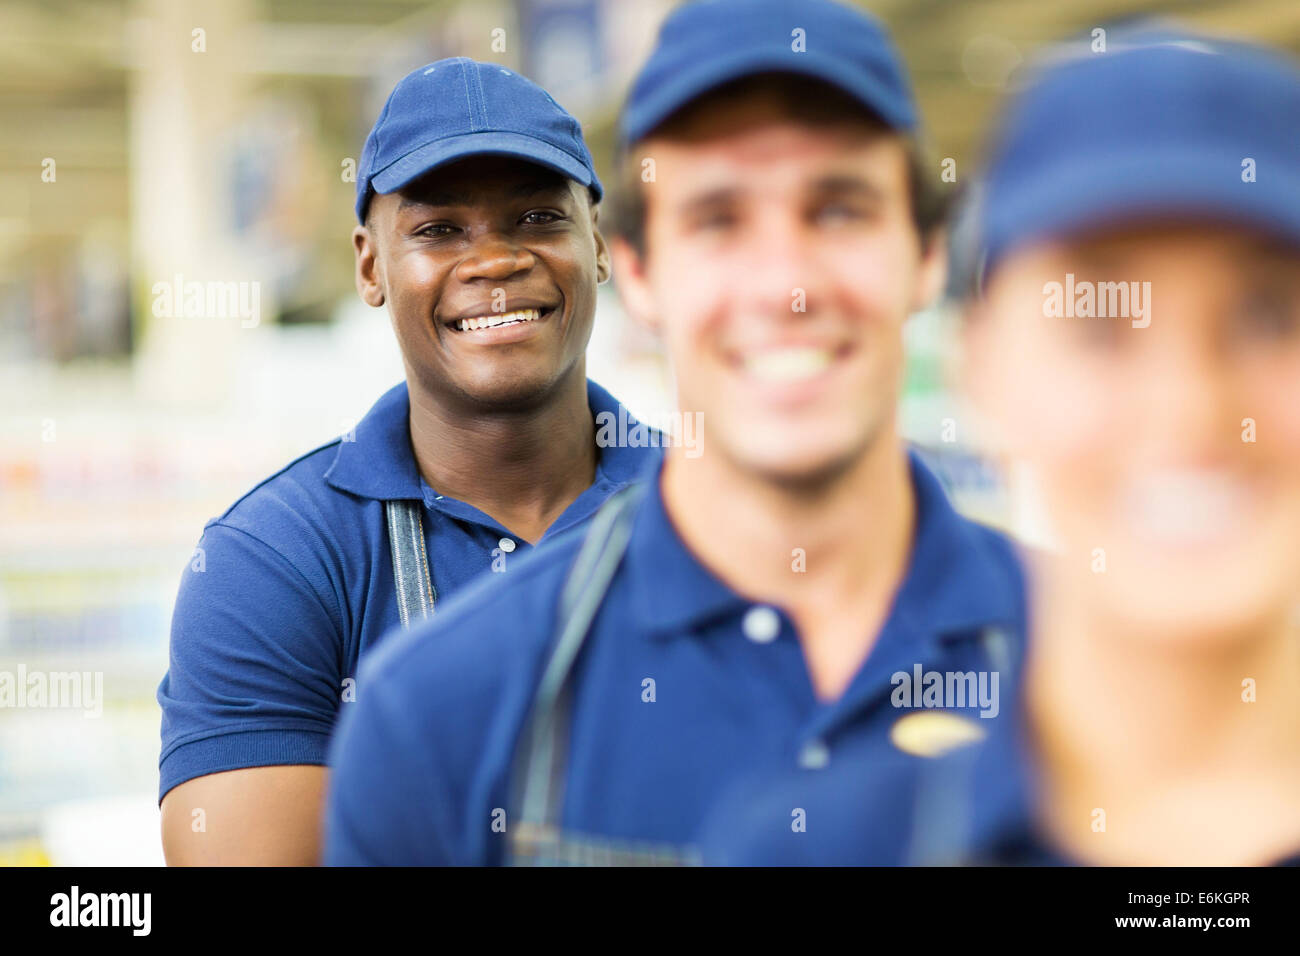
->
xmin=159 ymin=728 xmax=332 ymax=803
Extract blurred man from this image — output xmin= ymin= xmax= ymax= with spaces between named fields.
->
xmin=325 ymin=0 xmax=1027 ymax=866
xmin=698 ymin=25 xmax=1300 ymax=865
xmin=157 ymin=58 xmax=660 ymax=865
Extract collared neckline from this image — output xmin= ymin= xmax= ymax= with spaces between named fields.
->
xmin=323 ymin=378 xmax=655 ymax=502
xmin=626 ymin=449 xmax=1025 ymax=642
xmin=889 ymin=451 xmax=1025 ymax=643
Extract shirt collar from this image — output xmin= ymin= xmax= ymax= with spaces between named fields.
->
xmin=626 ymin=460 xmax=748 ymax=636
xmin=323 ymin=378 xmax=653 ymax=502
xmin=893 ymin=449 xmax=1026 ymax=642
xmin=323 ymin=381 xmax=421 ymax=500
xmin=626 ymin=448 xmax=1026 ymax=641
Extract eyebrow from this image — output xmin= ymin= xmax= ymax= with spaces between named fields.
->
xmin=807 ymin=174 xmax=886 ymax=199
xmin=397 ymin=179 xmax=568 ymax=212
xmin=675 ymin=174 xmax=886 ymax=211
xmin=1237 ymin=238 xmax=1300 ymax=267
xmin=676 ymin=185 xmax=742 ymax=211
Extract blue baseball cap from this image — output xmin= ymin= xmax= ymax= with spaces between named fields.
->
xmin=356 ymin=57 xmax=602 ymax=223
xmin=979 ymin=24 xmax=1300 ymax=281
xmin=619 ymin=0 xmax=917 ymax=149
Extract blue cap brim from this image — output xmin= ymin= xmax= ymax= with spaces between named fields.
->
xmin=983 ymin=148 xmax=1300 ymax=277
xmin=621 ymin=49 xmax=916 ymax=147
xmin=368 ymin=130 xmax=602 ymax=209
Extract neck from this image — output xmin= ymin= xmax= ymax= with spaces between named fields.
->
xmin=405 ymin=364 xmax=597 ymax=543
xmin=1025 ymin=559 xmax=1300 ymax=864
xmin=660 ymin=429 xmax=915 ymax=698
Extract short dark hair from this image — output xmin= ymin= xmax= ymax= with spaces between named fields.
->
xmin=608 ymin=73 xmax=950 ymax=258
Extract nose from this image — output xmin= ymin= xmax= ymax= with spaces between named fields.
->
xmin=740 ymin=211 xmax=820 ymax=318
xmin=1140 ymin=319 xmax=1236 ymax=453
xmin=454 ymin=233 xmax=535 ymax=284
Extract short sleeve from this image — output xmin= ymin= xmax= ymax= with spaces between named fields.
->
xmin=157 ymin=522 xmax=345 ymax=801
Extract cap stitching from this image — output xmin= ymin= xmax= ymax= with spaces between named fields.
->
xmin=470 ymin=61 xmax=489 ymax=131
xmin=371 ymin=86 xmax=399 ymax=171
xmin=459 ymin=60 xmax=477 ymax=132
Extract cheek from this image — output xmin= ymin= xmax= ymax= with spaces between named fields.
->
xmin=988 ymin=324 xmax=1124 ymax=471
xmin=647 ymin=251 xmax=728 ymax=355
xmin=1244 ymin=352 xmax=1300 ymax=449
xmin=388 ymin=254 xmax=440 ymax=309
xmin=820 ymin=233 xmax=919 ymax=347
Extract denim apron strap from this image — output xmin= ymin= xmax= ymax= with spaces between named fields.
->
xmin=905 ymin=625 xmax=1016 ymax=866
xmin=507 ymin=483 xmax=647 ymax=865
xmin=384 ymin=498 xmax=436 ymax=628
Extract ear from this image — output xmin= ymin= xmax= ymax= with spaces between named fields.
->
xmin=609 ymin=235 xmax=659 ymax=336
xmin=590 ymin=205 xmax=612 ymax=284
xmin=352 ymin=225 xmax=385 ymax=308
xmin=911 ymin=227 xmax=949 ymax=314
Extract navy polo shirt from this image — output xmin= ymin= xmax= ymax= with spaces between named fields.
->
xmin=323 ymin=450 xmax=1029 ymax=865
xmin=699 ymin=691 xmax=1300 ymax=866
xmin=157 ymin=378 xmax=659 ymax=801
xmin=692 ymin=706 xmax=1027 ymax=866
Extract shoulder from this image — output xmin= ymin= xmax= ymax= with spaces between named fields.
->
xmin=961 ymin=515 xmax=1027 ymax=592
xmin=209 ymin=439 xmax=348 ymax=538
xmin=911 ymin=445 xmax=1029 ymax=594
xmin=180 ymin=439 xmax=363 ymax=624
xmin=193 ymin=437 xmax=377 ymax=593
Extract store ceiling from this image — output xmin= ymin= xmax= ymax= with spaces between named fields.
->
xmin=2 ymin=0 xmax=1297 ymax=243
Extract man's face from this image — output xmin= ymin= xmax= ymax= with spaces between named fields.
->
xmin=969 ymin=224 xmax=1300 ymax=641
xmin=613 ymin=94 xmax=942 ymax=487
xmin=356 ymin=156 xmax=609 ymax=410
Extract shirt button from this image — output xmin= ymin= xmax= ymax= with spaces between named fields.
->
xmin=798 ymin=739 xmax=830 ymax=769
xmin=741 ymin=606 xmax=780 ymax=644
xmin=498 ymin=537 xmax=516 ymax=553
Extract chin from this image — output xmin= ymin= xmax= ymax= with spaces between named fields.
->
xmin=722 ymin=426 xmax=868 ymax=490
xmin=453 ymin=365 xmax=564 ymax=409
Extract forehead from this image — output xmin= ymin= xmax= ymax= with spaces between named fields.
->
xmin=997 ymin=222 xmax=1300 ymax=275
xmin=642 ymin=113 xmax=907 ymax=204
xmin=388 ymin=156 xmax=578 ymax=211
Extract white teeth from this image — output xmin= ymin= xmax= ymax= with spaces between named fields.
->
xmin=456 ymin=308 xmax=542 ymax=332
xmin=1124 ymin=469 xmax=1252 ymax=544
xmin=743 ymin=347 xmax=833 ymax=384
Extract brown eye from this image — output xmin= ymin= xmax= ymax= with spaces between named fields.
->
xmin=1070 ymin=315 xmax=1125 ymax=349
xmin=813 ymin=202 xmax=863 ymax=225
xmin=521 ymin=210 xmax=563 ymax=225
xmin=1234 ymin=289 xmax=1300 ymax=342
xmin=414 ymin=223 xmax=455 ymax=238
xmin=692 ymin=210 xmax=737 ymax=232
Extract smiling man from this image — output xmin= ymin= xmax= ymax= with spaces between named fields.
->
xmin=324 ymin=0 xmax=1028 ymax=867
xmin=157 ymin=58 xmax=660 ymax=865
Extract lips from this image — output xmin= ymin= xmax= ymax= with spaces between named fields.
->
xmin=1122 ymin=468 xmax=1258 ymax=545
